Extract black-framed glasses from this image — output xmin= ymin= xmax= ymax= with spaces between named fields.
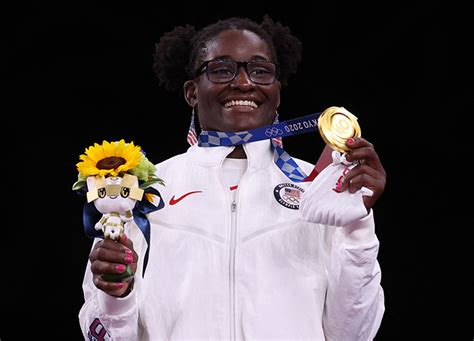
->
xmin=196 ymin=59 xmax=279 ymax=85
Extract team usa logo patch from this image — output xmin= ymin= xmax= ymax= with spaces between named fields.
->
xmin=274 ymin=183 xmax=304 ymax=210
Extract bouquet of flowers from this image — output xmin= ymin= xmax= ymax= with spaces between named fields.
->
xmin=73 ymin=139 xmax=165 ymax=279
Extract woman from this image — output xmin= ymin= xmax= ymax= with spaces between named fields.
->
xmin=79 ymin=15 xmax=386 ymax=340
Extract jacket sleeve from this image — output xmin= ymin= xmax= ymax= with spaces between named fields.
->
xmin=322 ymin=211 xmax=384 ymax=341
xmin=78 ymin=233 xmax=143 ymax=340
xmin=300 ymin=153 xmax=385 ymax=340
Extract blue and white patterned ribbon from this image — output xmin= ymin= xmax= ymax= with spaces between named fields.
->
xmin=198 ymin=113 xmax=321 ymax=182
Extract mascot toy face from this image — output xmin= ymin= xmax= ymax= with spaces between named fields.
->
xmin=86 ymin=174 xmax=144 ymax=240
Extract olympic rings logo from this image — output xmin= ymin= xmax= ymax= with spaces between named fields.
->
xmin=283 ymin=195 xmax=300 ymax=203
xmin=265 ymin=127 xmax=283 ymax=137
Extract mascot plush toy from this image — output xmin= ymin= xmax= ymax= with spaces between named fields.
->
xmin=73 ymin=139 xmax=164 ymax=281
xmin=86 ymin=174 xmax=140 ymax=241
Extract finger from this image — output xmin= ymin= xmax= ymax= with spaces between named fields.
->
xmin=347 ymin=173 xmax=379 ymax=193
xmin=91 ymin=259 xmax=132 ymax=277
xmin=337 ymin=164 xmax=384 ymax=193
xmin=345 ymin=137 xmax=370 ymax=149
xmin=96 ymin=238 xmax=126 ymax=252
xmin=93 ymin=274 xmax=130 ymax=296
xmin=345 ymin=138 xmax=386 ymax=174
xmin=346 ymin=165 xmax=385 ymax=191
xmin=119 ymin=234 xmax=135 ymax=252
xmin=345 ymin=163 xmax=385 ymax=182
xmin=90 ymin=242 xmax=136 ymax=265
xmin=119 ymin=234 xmax=138 ymax=262
xmin=348 ymin=147 xmax=383 ymax=170
xmin=96 ymin=235 xmax=135 ymax=257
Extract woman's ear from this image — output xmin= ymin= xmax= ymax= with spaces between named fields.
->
xmin=275 ymin=80 xmax=281 ymax=108
xmin=183 ymin=80 xmax=197 ymax=107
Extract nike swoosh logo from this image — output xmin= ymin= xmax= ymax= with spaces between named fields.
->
xmin=169 ymin=191 xmax=203 ymax=205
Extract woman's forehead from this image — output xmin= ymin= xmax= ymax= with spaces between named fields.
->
xmin=202 ymin=29 xmax=272 ymax=61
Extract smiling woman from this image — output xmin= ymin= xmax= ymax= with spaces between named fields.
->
xmin=78 ymin=15 xmax=387 ymax=340
xmin=183 ymin=28 xmax=282 ymax=156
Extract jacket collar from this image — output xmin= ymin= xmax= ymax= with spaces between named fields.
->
xmin=187 ymin=139 xmax=273 ymax=170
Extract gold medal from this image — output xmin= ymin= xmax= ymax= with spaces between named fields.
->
xmin=318 ymin=106 xmax=361 ymax=153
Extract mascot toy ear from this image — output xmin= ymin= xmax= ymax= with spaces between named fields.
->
xmin=86 ymin=176 xmax=112 ymax=203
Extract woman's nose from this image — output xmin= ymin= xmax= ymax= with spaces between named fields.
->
xmin=230 ymin=67 xmax=254 ymax=89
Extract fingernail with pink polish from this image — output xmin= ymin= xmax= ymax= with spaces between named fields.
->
xmin=116 ymin=264 xmax=126 ymax=272
xmin=124 ymin=255 xmax=133 ymax=264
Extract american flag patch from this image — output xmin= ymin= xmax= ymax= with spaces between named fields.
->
xmin=274 ymin=183 xmax=304 ymax=210
xmin=284 ymin=187 xmax=300 ymax=199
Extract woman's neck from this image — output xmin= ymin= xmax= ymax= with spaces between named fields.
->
xmin=227 ymin=145 xmax=246 ymax=159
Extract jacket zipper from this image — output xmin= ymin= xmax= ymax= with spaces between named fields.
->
xmin=229 ymin=199 xmax=237 ymax=341
xmin=219 ymin=148 xmax=248 ymax=341
xmin=218 ymin=161 xmax=238 ymax=341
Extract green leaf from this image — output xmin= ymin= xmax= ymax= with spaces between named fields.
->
xmin=72 ymin=180 xmax=87 ymax=191
xmin=139 ymin=177 xmax=165 ymax=189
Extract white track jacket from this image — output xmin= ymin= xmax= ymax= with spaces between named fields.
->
xmin=79 ymin=140 xmax=384 ymax=340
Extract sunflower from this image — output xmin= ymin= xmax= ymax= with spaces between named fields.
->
xmin=76 ymin=139 xmax=143 ymax=177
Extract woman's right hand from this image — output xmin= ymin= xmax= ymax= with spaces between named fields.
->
xmin=89 ymin=234 xmax=138 ymax=297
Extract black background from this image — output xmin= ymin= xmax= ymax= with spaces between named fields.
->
xmin=8 ymin=2 xmax=471 ymax=340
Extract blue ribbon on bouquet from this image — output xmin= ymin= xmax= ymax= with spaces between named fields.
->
xmin=198 ymin=112 xmax=321 ymax=182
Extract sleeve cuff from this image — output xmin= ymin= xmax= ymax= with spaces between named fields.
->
xmin=97 ymin=287 xmax=137 ymax=316
xmin=342 ymin=209 xmax=377 ymax=243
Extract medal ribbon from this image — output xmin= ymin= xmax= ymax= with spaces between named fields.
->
xmin=198 ymin=112 xmax=324 ymax=182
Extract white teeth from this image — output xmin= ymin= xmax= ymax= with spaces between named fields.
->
xmin=224 ymin=100 xmax=258 ymax=108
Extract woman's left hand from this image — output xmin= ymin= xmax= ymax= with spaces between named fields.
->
xmin=341 ymin=137 xmax=387 ymax=211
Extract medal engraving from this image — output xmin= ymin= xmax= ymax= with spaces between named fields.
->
xmin=318 ymin=106 xmax=361 ymax=152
